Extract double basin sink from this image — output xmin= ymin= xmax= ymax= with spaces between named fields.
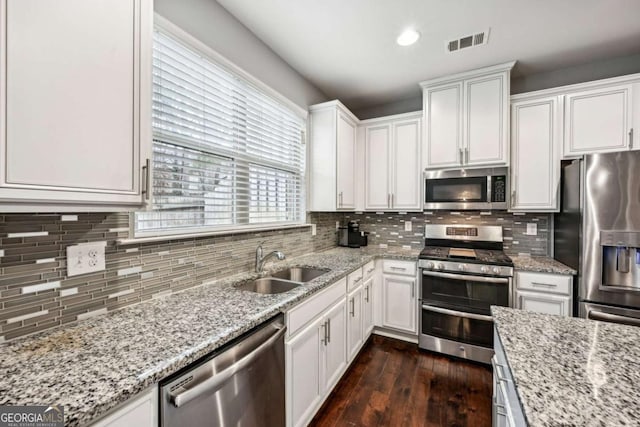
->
xmin=236 ymin=267 xmax=329 ymax=294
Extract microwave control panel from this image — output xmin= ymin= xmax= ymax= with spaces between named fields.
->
xmin=492 ymin=176 xmax=506 ymax=202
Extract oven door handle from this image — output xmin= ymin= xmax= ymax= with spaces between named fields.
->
xmin=422 ymin=270 xmax=509 ymax=284
xmin=421 ymin=304 xmax=493 ymax=322
xmin=587 ymin=309 xmax=640 ymax=327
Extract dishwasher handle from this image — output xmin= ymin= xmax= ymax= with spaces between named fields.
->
xmin=170 ymin=324 xmax=286 ymax=408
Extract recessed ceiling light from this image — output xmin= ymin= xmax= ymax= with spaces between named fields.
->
xmin=397 ymin=29 xmax=420 ymax=46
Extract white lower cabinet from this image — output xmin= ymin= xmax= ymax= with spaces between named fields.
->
xmin=286 ymin=279 xmax=348 ymax=427
xmin=346 ymin=285 xmax=364 ymax=362
xmin=515 ymin=271 xmax=573 ymax=317
xmin=493 ymin=329 xmax=526 ymax=427
xmin=90 ymin=386 xmax=157 ymax=427
xmin=382 ymin=275 xmax=416 ymax=333
xmin=362 ymin=276 xmax=374 ymax=336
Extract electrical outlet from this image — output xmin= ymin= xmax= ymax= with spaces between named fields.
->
xmin=311 ymin=224 xmax=317 ymax=236
xmin=67 ymin=242 xmax=106 ymax=276
xmin=336 ymin=221 xmax=340 ymax=230
xmin=404 ymin=221 xmax=412 ymax=232
xmin=526 ymin=223 xmax=538 ymax=236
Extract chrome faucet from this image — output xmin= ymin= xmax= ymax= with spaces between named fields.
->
xmin=255 ymin=242 xmax=285 ymax=273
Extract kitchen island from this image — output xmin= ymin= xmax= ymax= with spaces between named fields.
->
xmin=491 ymin=306 xmax=640 ymax=426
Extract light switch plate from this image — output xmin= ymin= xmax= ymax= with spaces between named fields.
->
xmin=67 ymin=242 xmax=106 ymax=276
xmin=526 ymin=223 xmax=538 ymax=236
xmin=404 ymin=221 xmax=412 ymax=232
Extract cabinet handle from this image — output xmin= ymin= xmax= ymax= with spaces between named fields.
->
xmin=365 ymin=285 xmax=369 ymax=302
xmin=531 ymin=282 xmax=556 ymax=288
xmin=387 ymin=193 xmax=391 ymax=208
xmin=321 ymin=321 xmax=327 ymax=346
xmin=390 ymin=266 xmax=406 ymax=271
xmin=350 ymin=298 xmax=355 ymax=317
xmin=142 ymin=158 xmax=151 ymax=201
xmin=411 ymin=283 xmax=415 ymax=299
xmin=338 ymin=191 xmax=343 ymax=207
xmin=630 ymin=128 xmax=634 ymax=149
xmin=367 ymin=268 xmax=375 ymax=274
xmin=353 ymin=277 xmax=362 ymax=285
xmin=511 ymin=190 xmax=516 ymax=206
xmin=459 ymin=148 xmax=463 ymax=165
xmin=391 ymin=193 xmax=394 ymax=209
xmin=494 ymin=362 xmax=511 ymax=384
xmin=327 ymin=318 xmax=331 ymax=343
xmin=464 ymin=147 xmax=469 ymax=164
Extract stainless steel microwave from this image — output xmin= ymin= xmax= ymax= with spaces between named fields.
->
xmin=424 ymin=167 xmax=508 ymax=210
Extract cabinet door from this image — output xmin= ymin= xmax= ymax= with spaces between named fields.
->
xmin=492 ymin=369 xmax=515 ymax=427
xmin=382 ymin=275 xmax=416 ymax=333
xmin=564 ymin=84 xmax=633 ymax=156
xmin=346 ymin=287 xmax=363 ymax=361
xmin=516 ymin=290 xmax=571 ymax=317
xmin=336 ymin=111 xmax=357 ymax=210
xmin=364 ymin=124 xmax=391 ymax=210
xmin=91 ymin=386 xmax=156 ymax=427
xmin=464 ymin=72 xmax=509 ymax=166
xmin=424 ymin=83 xmax=463 ymax=169
xmin=510 ymin=97 xmax=561 ymax=211
xmin=0 ymin=0 xmax=151 ymax=206
xmin=391 ymin=118 xmax=422 ymax=210
xmin=286 ymin=319 xmax=322 ymax=427
xmin=322 ymin=298 xmax=347 ymax=393
xmin=362 ymin=277 xmax=374 ymax=336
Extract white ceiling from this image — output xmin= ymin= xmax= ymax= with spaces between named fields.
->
xmin=217 ymin=0 xmax=640 ymax=110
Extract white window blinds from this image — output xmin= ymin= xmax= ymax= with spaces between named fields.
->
xmin=136 ymin=29 xmax=306 ymax=236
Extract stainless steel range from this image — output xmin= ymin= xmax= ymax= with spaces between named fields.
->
xmin=418 ymin=224 xmax=513 ymax=364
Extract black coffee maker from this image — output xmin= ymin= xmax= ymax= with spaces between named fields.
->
xmin=338 ymin=220 xmax=368 ymax=248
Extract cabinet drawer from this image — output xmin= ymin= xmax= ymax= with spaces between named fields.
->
xmin=382 ymin=260 xmax=416 ymax=276
xmin=287 ymin=278 xmax=346 ymax=337
xmin=516 ymin=271 xmax=571 ymax=295
xmin=347 ymin=268 xmax=363 ymax=292
xmin=363 ymin=261 xmax=375 ymax=280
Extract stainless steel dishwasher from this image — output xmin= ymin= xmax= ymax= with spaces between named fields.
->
xmin=160 ymin=315 xmax=286 ymax=427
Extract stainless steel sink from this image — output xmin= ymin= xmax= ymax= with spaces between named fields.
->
xmin=269 ymin=267 xmax=329 ymax=283
xmin=236 ymin=278 xmax=302 ymax=294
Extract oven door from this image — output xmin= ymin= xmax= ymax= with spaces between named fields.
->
xmin=421 ymin=270 xmax=511 ymax=312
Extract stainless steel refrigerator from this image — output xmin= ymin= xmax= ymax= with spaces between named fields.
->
xmin=554 ymin=151 xmax=640 ymax=326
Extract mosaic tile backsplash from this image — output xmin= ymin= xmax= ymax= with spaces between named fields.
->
xmin=343 ymin=211 xmax=552 ymax=256
xmin=0 ymin=212 xmax=341 ymax=341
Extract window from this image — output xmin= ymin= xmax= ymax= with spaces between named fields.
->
xmin=135 ymin=28 xmax=306 ymax=237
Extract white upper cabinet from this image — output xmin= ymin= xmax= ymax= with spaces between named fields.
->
xmin=421 ymin=62 xmax=514 ymax=170
xmin=309 ymin=100 xmax=358 ymax=211
xmin=509 ymin=95 xmax=562 ymax=211
xmin=362 ymin=112 xmax=422 ymax=211
xmin=564 ymin=84 xmax=634 ymax=157
xmin=0 ymin=0 xmax=152 ymax=210
xmin=423 ymin=83 xmax=462 ymax=168
xmin=364 ymin=124 xmax=391 ymax=210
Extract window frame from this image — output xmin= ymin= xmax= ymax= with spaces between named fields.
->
xmin=133 ymin=14 xmax=309 ymax=239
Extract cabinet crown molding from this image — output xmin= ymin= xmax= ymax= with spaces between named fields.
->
xmin=419 ymin=60 xmax=516 ymax=88
xmin=309 ymin=99 xmax=360 ymax=124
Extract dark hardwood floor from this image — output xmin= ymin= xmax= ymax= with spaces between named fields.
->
xmin=309 ymin=335 xmax=493 ymax=427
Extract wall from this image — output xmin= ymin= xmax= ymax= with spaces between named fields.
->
xmin=353 ymin=95 xmax=423 ymax=120
xmin=343 ymin=211 xmax=551 ymax=256
xmin=511 ymin=53 xmax=640 ymax=94
xmin=154 ymin=0 xmax=327 ymax=109
xmin=0 ymin=212 xmax=341 ymax=342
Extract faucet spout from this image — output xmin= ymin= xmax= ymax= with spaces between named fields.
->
xmin=255 ymin=243 xmax=286 ymax=273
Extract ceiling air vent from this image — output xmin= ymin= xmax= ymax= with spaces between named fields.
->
xmin=446 ymin=29 xmax=490 ymax=53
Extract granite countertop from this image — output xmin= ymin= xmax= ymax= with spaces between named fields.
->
xmin=492 ymin=307 xmax=640 ymax=426
xmin=511 ymin=256 xmax=576 ymax=275
xmin=0 ymin=246 xmax=418 ymax=427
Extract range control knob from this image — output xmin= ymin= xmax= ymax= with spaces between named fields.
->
xmin=480 ymin=266 xmax=489 ymax=274
xmin=437 ymin=263 xmax=445 ymax=271
xmin=425 ymin=262 xmax=434 ymax=270
xmin=458 ymin=264 xmax=466 ymax=271
xmin=492 ymin=267 xmax=502 ymax=275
